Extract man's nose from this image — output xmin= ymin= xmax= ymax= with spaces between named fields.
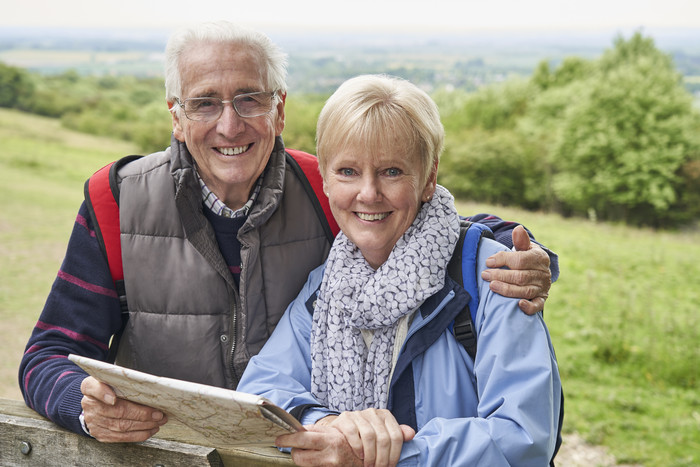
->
xmin=216 ymin=102 xmax=245 ymax=136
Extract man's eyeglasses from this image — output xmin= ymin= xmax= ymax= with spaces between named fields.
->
xmin=175 ymin=91 xmax=279 ymax=121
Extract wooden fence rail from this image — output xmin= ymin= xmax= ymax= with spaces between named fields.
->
xmin=0 ymin=398 xmax=294 ymax=466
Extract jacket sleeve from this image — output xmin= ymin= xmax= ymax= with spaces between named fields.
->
xmin=18 ymin=202 xmax=123 ymax=436
xmin=399 ymin=238 xmax=562 ymax=466
xmin=466 ymin=212 xmax=560 ymax=282
xmin=237 ymin=266 xmax=338 ymax=426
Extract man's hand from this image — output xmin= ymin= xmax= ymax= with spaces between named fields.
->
xmin=276 ymin=409 xmax=415 ymax=467
xmin=481 ymin=225 xmax=552 ymax=315
xmin=80 ymin=376 xmax=167 ymax=443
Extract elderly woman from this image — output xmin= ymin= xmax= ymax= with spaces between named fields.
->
xmin=237 ymin=74 xmax=562 ymax=466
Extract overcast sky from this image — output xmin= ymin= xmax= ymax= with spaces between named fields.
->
xmin=3 ymin=0 xmax=700 ymax=34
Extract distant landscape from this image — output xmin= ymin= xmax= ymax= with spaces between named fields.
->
xmin=2 ymin=25 xmax=700 ymax=95
xmin=3 ymin=26 xmax=698 ymax=229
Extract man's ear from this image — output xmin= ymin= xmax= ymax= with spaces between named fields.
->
xmin=274 ymin=92 xmax=286 ymax=136
xmin=168 ymin=101 xmax=185 ymax=142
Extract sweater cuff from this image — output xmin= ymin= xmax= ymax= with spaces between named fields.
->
xmin=57 ymin=377 xmax=90 ymax=437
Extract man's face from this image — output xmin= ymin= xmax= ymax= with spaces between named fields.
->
xmin=171 ymin=41 xmax=285 ymax=209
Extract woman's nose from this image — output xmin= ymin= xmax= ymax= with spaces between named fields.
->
xmin=357 ymin=175 xmax=381 ymax=202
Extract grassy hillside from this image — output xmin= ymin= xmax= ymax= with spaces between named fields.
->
xmin=452 ymin=200 xmax=699 ymax=466
xmin=0 ymin=108 xmax=698 ymax=465
xmin=0 ymin=108 xmax=139 ymax=401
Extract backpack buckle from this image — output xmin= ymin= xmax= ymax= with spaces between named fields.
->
xmin=453 ymin=313 xmax=476 ymax=355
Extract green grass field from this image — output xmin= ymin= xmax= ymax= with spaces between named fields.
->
xmin=1 ymin=108 xmax=698 ymax=465
xmin=0 ymin=108 xmax=139 ymax=400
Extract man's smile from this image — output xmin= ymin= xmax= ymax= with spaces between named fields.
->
xmin=216 ymin=144 xmax=250 ymax=156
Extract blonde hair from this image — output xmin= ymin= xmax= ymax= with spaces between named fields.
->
xmin=316 ymin=74 xmax=444 ymax=184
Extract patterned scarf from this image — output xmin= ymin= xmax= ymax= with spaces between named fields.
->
xmin=310 ymin=185 xmax=460 ymax=411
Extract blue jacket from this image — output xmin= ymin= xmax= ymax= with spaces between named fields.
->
xmin=238 ymin=237 xmax=562 ymax=466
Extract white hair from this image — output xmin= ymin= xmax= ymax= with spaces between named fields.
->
xmin=164 ymin=21 xmax=288 ymax=103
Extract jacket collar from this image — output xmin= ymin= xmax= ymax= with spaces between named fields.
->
xmin=243 ymin=136 xmax=286 ymax=233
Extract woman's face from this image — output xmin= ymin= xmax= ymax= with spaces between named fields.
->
xmin=323 ymin=144 xmax=436 ymax=269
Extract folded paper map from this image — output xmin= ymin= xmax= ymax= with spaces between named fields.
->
xmin=69 ymin=354 xmax=304 ymax=447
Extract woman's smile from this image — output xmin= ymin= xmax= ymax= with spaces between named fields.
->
xmin=355 ymin=212 xmax=390 ymax=221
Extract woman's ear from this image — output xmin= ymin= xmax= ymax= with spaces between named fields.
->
xmin=422 ymin=159 xmax=439 ymax=201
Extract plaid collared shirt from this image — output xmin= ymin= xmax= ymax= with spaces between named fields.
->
xmin=197 ymin=170 xmax=263 ymax=218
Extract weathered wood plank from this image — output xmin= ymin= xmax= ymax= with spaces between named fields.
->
xmin=1 ymin=398 xmax=294 ymax=466
xmin=0 ymin=412 xmax=222 ymax=466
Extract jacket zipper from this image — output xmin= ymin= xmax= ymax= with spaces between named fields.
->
xmin=388 ymin=289 xmax=456 ymax=401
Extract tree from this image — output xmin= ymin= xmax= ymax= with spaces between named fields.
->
xmin=446 ymin=78 xmax=533 ymax=131
xmin=0 ymin=62 xmax=34 ymax=109
xmin=550 ymin=32 xmax=699 ymax=226
xmin=531 ymin=56 xmax=593 ymax=91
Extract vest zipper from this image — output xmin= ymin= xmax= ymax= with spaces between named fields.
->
xmin=232 ymin=238 xmax=248 ymax=385
xmin=230 ymin=298 xmax=238 ymax=383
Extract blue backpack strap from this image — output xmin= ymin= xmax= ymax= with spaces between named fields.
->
xmin=447 ymin=220 xmax=494 ymax=360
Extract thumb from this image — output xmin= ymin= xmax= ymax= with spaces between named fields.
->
xmin=400 ymin=424 xmax=416 ymax=441
xmin=81 ymin=376 xmax=117 ymax=405
xmin=512 ymin=225 xmax=531 ymax=252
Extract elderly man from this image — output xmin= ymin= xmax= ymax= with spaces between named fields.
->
xmin=19 ymin=21 xmax=556 ymax=443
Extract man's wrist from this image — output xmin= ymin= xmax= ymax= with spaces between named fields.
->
xmin=79 ymin=410 xmax=93 ymax=437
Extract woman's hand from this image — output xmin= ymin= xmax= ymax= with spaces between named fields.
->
xmin=275 ymin=409 xmax=415 ymax=467
xmin=481 ymin=225 xmax=552 ymax=315
xmin=80 ymin=376 xmax=167 ymax=442
xmin=276 ymin=424 xmax=364 ymax=467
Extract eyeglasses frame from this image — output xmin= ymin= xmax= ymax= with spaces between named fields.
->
xmin=173 ymin=91 xmax=279 ymax=121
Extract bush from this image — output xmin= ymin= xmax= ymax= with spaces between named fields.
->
xmin=441 ymin=128 xmax=545 ymax=209
xmin=282 ymin=93 xmax=327 ymax=154
xmin=0 ymin=62 xmax=35 ymax=110
xmin=440 ymin=32 xmax=700 ymax=227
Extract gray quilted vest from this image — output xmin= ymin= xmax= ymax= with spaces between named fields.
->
xmin=113 ymin=137 xmax=331 ymax=388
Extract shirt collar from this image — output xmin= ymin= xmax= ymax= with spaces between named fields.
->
xmin=196 ymin=169 xmax=263 ymax=219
